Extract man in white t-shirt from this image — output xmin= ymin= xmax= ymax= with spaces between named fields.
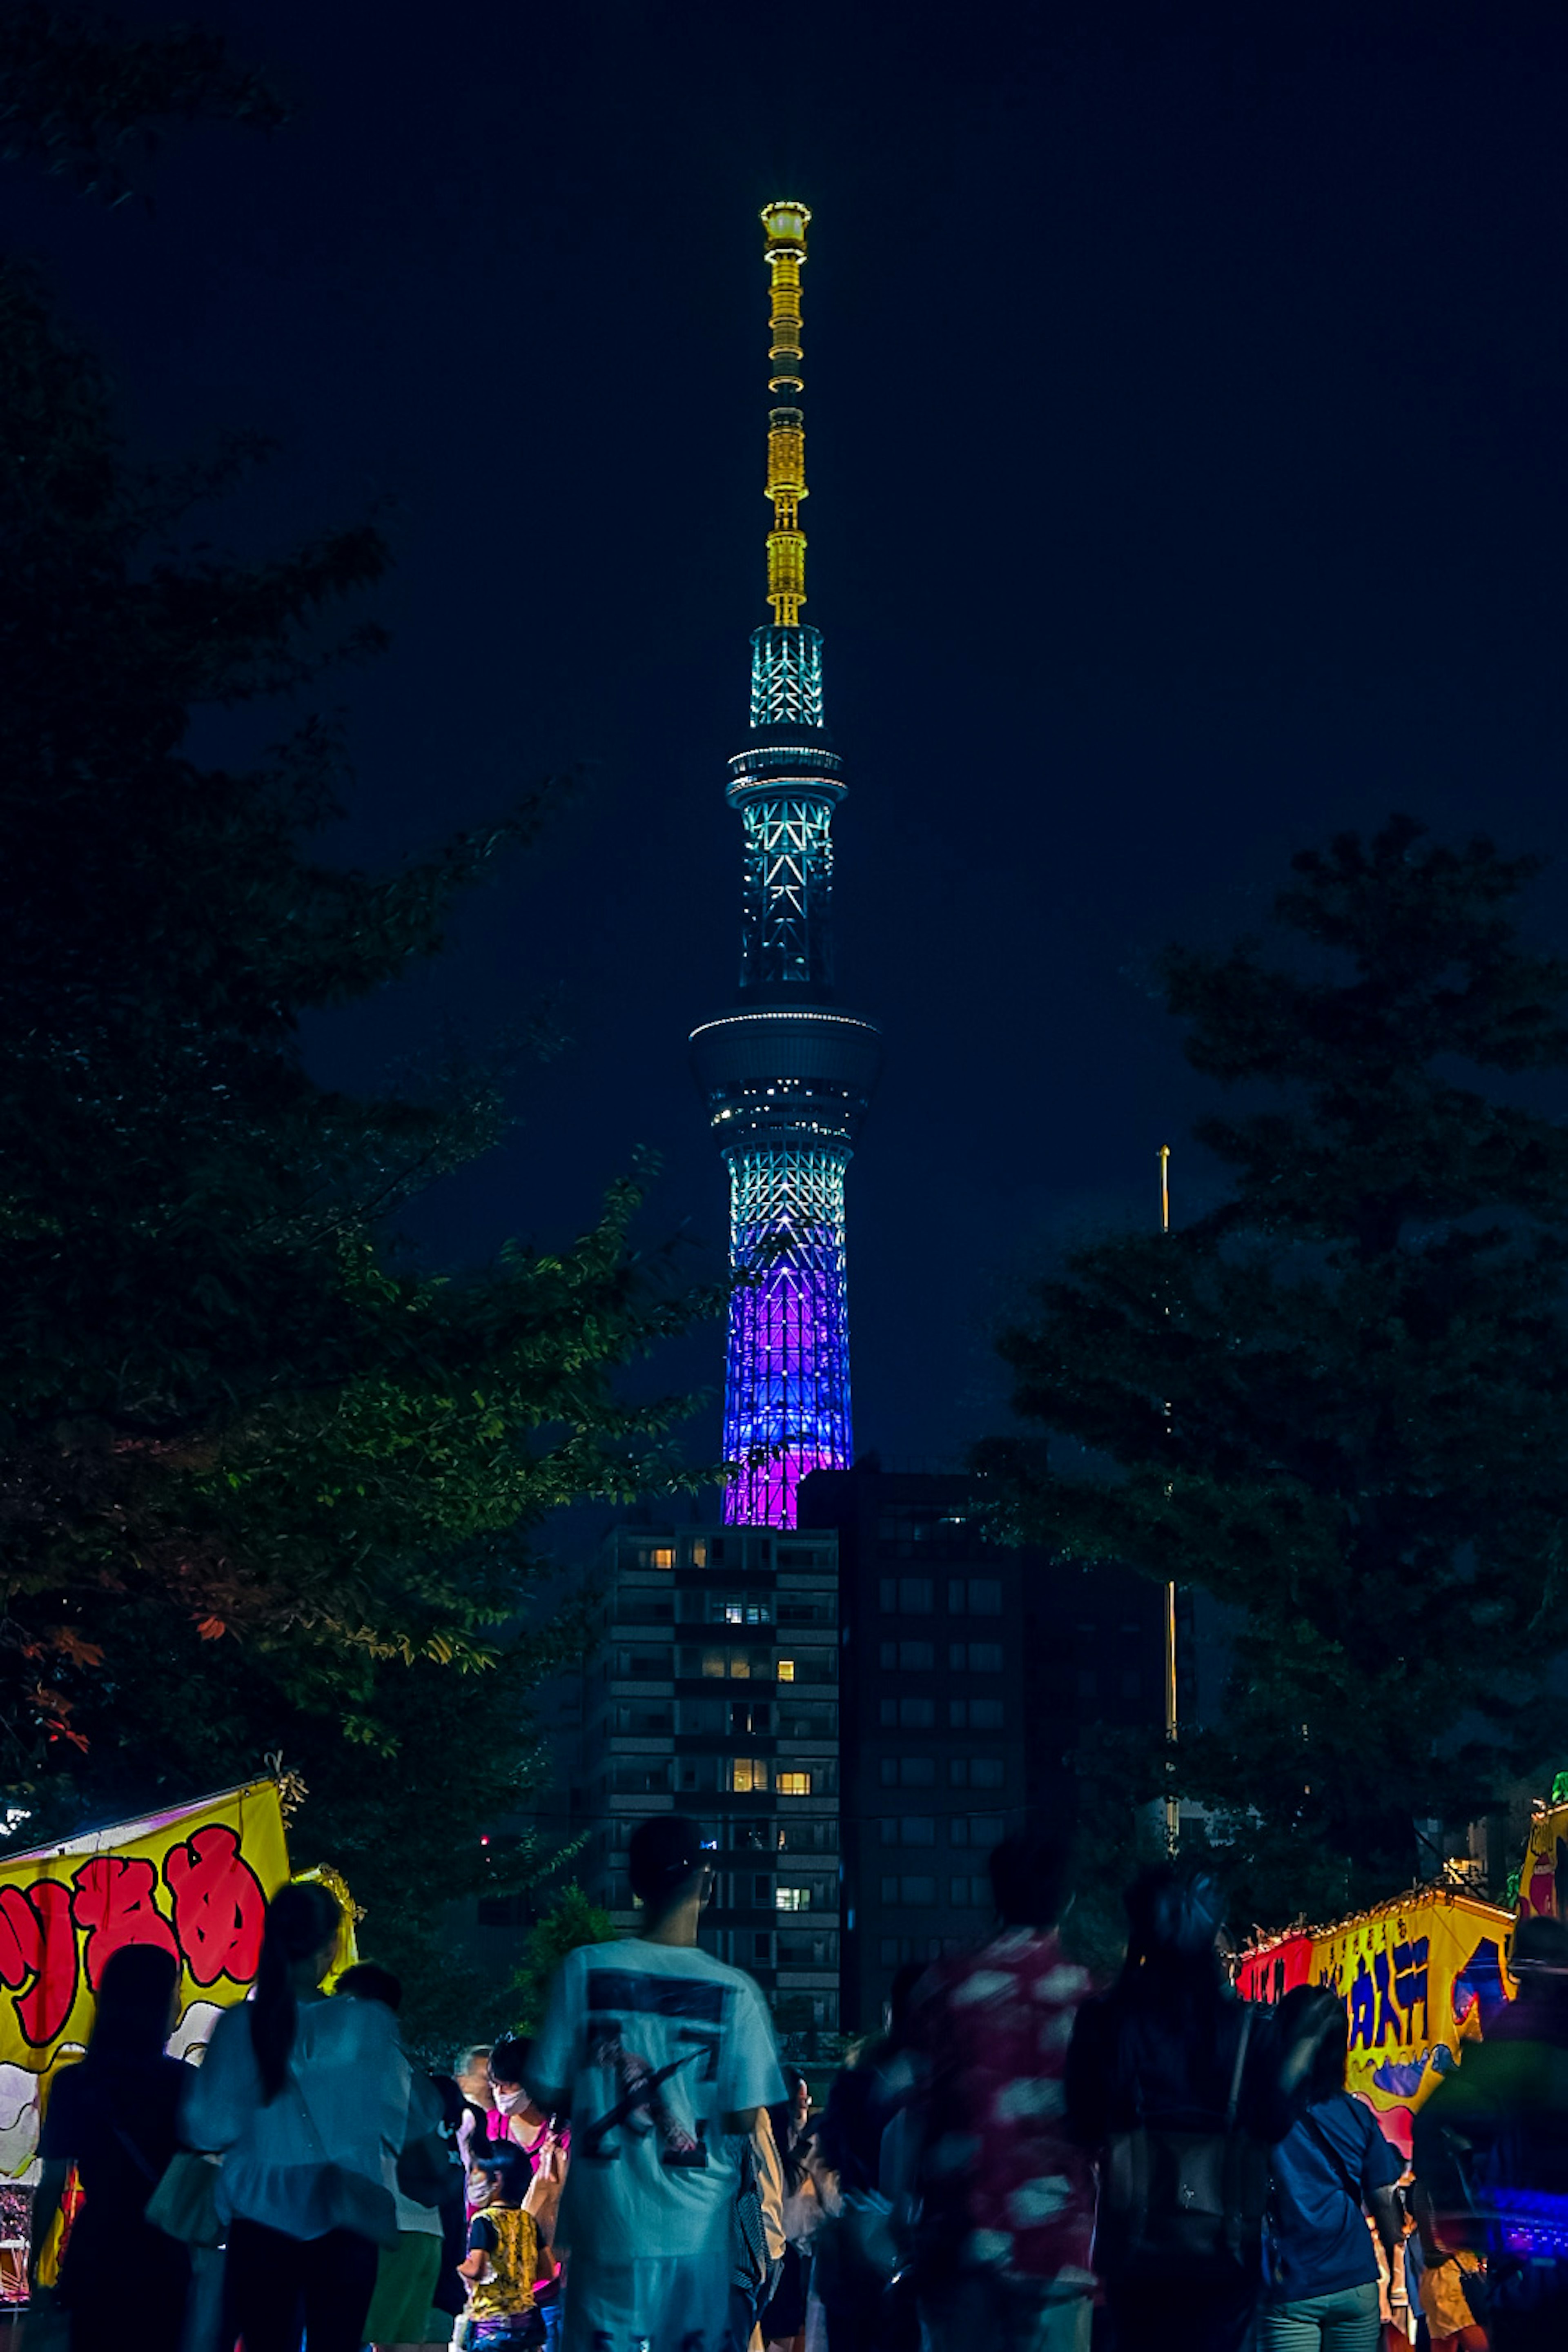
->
xmin=526 ymin=1815 xmax=786 ymax=2352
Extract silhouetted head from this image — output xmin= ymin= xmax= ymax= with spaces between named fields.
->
xmin=468 ymin=2139 xmax=528 ymax=2209
xmin=250 ymin=1879 xmax=343 ymax=2103
xmin=628 ymin=1815 xmax=711 ymax=1919
xmin=1278 ymin=1979 xmax=1348 ymax=2102
xmin=989 ymin=1822 xmax=1073 ymax=1930
xmin=336 ymin=1961 xmax=402 ymax=2012
xmin=89 ymin=1942 xmax=180 ymax=2064
xmin=1125 ymin=1861 xmax=1225 ymax=1962
xmin=1511 ymin=1915 xmax=1568 ymax=1984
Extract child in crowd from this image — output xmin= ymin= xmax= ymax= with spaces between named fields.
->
xmin=459 ymin=2145 xmax=550 ymax=2348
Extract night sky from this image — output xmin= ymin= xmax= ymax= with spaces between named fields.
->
xmin=15 ymin=0 xmax=1568 ymax=1491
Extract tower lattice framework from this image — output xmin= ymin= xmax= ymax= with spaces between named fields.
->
xmin=690 ymin=202 xmax=882 ymax=1529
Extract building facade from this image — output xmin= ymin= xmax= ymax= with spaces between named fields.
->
xmin=690 ymin=200 xmax=881 ymax=1530
xmin=575 ymin=1519 xmax=844 ymax=2034
xmin=800 ymin=1465 xmax=1172 ymax=2033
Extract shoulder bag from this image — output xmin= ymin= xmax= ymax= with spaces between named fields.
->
xmin=144 ymin=2149 xmax=224 ymax=2249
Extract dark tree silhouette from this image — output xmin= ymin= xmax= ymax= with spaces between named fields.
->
xmin=983 ymin=818 xmax=1568 ymax=1922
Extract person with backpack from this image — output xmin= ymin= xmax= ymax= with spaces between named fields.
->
xmin=1257 ymin=1982 xmax=1403 ymax=2350
xmin=523 ymin=1814 xmax=785 ymax=2352
xmin=1065 ymin=1862 xmax=1336 ymax=2352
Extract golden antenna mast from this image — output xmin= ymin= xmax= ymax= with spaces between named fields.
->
xmin=760 ymin=201 xmax=809 ymax=626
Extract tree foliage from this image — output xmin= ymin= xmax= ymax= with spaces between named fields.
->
xmin=984 ymin=818 xmax=1568 ymax=1926
xmin=510 ymin=1882 xmax=618 ymax=2037
xmin=0 ymin=11 xmax=719 ymax=2013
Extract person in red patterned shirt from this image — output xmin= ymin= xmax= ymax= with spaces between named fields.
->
xmin=907 ymin=1822 xmax=1096 ymax=2352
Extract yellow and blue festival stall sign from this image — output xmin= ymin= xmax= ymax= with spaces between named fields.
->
xmin=1237 ymin=1886 xmax=1515 ymax=2158
xmin=0 ymin=1778 xmax=292 ymax=2185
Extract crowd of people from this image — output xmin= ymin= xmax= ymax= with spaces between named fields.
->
xmin=24 ymin=1817 xmax=1568 ymax=2352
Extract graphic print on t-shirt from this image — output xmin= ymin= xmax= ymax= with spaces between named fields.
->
xmin=579 ymin=1970 xmax=726 ymax=2166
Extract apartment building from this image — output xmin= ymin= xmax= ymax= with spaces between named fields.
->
xmin=799 ymin=1463 xmax=1169 ymax=2033
xmin=575 ymin=1519 xmax=843 ymax=2035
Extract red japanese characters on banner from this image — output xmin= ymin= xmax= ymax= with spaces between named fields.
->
xmin=0 ymin=1780 xmax=291 ymax=2182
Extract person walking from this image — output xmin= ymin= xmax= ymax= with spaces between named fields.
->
xmin=811 ymin=1963 xmax=923 ymax=2352
xmin=757 ymin=2071 xmax=817 ymax=2352
xmin=1257 ymin=1983 xmax=1403 ymax=2352
xmin=183 ymin=1880 xmax=416 ymax=2352
xmin=1066 ymin=1862 xmax=1334 ymax=2352
xmin=523 ymin=1814 xmax=785 ymax=2352
xmin=28 ymin=1943 xmax=191 ymax=2352
xmin=334 ymin=1963 xmax=448 ymax=2352
xmin=908 ymin=1823 xmax=1096 ymax=2352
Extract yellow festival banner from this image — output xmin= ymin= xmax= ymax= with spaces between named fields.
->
xmin=1237 ymin=1886 xmax=1515 ymax=2156
xmin=0 ymin=1778 xmax=291 ymax=2178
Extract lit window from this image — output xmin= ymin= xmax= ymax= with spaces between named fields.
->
xmin=777 ymin=1660 xmax=795 ymax=1682
xmin=776 ymin=1886 xmax=811 ymax=1911
xmin=690 ymin=1541 xmax=707 ymax=1568
xmin=730 ymin=1656 xmax=750 ymax=1679
xmin=732 ymin=1760 xmax=770 ymax=1794
xmin=702 ymin=1650 xmax=726 ymax=1678
xmin=777 ymin=1771 xmax=812 ymax=1797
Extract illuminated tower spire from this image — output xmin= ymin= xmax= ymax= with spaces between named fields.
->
xmin=690 ymin=200 xmax=882 ymax=1529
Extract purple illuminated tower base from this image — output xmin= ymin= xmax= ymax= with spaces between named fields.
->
xmin=722 ymin=1144 xmax=852 ymax=1525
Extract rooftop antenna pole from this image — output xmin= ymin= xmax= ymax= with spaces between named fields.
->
xmin=1160 ymin=1145 xmax=1179 ymax=1853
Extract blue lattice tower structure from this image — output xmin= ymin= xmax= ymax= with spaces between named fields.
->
xmin=690 ymin=202 xmax=882 ymax=1529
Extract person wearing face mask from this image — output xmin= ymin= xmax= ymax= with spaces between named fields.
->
xmin=488 ymin=2036 xmax=568 ymax=2350
xmin=487 ymin=2040 xmax=552 ymax=2162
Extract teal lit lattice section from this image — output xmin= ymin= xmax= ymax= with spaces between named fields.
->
xmin=740 ymin=797 xmax=835 ymax=990
xmin=723 ymin=1143 xmax=852 ymax=1528
xmin=751 ymin=625 xmax=824 ymax=730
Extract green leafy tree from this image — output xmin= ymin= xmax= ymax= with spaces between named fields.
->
xmin=983 ymin=818 xmax=1568 ymax=1927
xmin=511 ymin=1882 xmax=618 ymax=2036
xmin=0 ymin=10 xmax=719 ymax=2028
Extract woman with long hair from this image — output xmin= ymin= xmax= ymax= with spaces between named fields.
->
xmin=1258 ymin=1986 xmax=1403 ymax=2351
xmin=28 ymin=1943 xmax=190 ymax=2352
xmin=184 ymin=1879 xmax=415 ymax=2352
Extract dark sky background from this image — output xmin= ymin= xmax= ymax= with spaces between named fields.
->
xmin=14 ymin=0 xmax=1568 ymax=1499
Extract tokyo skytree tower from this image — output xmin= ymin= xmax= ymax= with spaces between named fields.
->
xmin=690 ymin=201 xmax=882 ymax=1528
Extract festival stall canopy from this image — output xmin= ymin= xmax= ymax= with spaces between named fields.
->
xmin=1237 ymin=1885 xmax=1515 ymax=2158
xmin=0 ymin=1778 xmax=291 ymax=2177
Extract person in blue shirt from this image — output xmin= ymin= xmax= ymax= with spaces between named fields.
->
xmin=1259 ymin=1984 xmax=1402 ymax=2351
